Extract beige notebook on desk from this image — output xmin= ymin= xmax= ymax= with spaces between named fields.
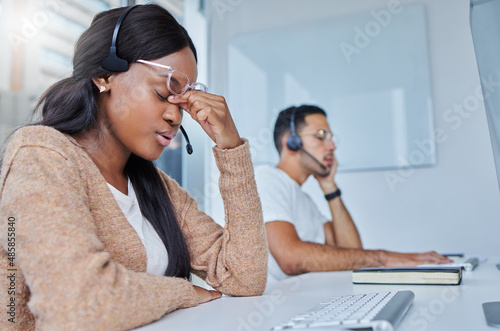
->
xmin=352 ymin=267 xmax=462 ymax=285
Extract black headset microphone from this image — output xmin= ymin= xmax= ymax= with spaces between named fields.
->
xmin=286 ymin=108 xmax=327 ymax=171
xmin=101 ymin=5 xmax=193 ymax=155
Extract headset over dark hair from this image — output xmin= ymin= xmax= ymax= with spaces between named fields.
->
xmin=101 ymin=5 xmax=139 ymax=72
xmin=273 ymin=105 xmax=327 ymax=155
xmin=34 ymin=4 xmax=196 ymax=279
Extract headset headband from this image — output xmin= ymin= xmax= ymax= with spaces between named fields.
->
xmin=101 ymin=5 xmax=140 ymax=72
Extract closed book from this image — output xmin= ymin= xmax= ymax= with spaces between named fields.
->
xmin=352 ymin=267 xmax=462 ymax=285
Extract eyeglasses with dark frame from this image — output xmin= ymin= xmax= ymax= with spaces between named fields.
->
xmin=136 ymin=59 xmax=208 ymax=96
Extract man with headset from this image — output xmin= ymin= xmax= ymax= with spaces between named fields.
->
xmin=255 ymin=105 xmax=451 ymax=283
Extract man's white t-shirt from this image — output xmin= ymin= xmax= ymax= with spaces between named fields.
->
xmin=254 ymin=165 xmax=329 ymax=283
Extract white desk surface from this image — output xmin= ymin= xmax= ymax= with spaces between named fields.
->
xmin=135 ymin=257 xmax=500 ymax=331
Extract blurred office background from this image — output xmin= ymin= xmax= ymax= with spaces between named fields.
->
xmin=0 ymin=0 xmax=499 ymax=255
xmin=0 ymin=0 xmax=191 ymax=186
xmin=205 ymin=0 xmax=500 ymax=256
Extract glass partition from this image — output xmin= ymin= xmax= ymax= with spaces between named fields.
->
xmin=470 ymin=0 xmax=500 ymax=190
xmin=227 ymin=4 xmax=436 ymax=172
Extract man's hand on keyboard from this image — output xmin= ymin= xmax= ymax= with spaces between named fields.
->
xmin=380 ymin=251 xmax=452 ymax=267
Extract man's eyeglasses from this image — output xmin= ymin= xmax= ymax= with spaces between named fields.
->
xmin=137 ymin=59 xmax=208 ymax=96
xmin=299 ymin=129 xmax=334 ymax=142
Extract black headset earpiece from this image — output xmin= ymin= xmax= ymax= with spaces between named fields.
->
xmin=101 ymin=5 xmax=139 ymax=72
xmin=100 ymin=5 xmax=194 ymax=155
xmin=286 ymin=107 xmax=303 ymax=151
xmin=286 ymin=107 xmax=327 ymax=170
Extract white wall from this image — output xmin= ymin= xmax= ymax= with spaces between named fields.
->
xmin=206 ymin=0 xmax=500 ymax=256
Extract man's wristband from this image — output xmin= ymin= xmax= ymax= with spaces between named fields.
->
xmin=325 ymin=188 xmax=341 ymax=201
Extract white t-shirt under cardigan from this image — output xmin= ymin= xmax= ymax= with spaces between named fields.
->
xmin=107 ymin=178 xmax=169 ymax=276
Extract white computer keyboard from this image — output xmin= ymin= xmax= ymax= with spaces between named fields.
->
xmin=418 ymin=257 xmax=479 ymax=271
xmin=444 ymin=257 xmax=479 ymax=271
xmin=272 ymin=290 xmax=414 ymax=331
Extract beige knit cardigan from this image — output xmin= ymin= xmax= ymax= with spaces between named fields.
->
xmin=0 ymin=126 xmax=267 ymax=331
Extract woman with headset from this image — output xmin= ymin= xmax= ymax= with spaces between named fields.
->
xmin=0 ymin=4 xmax=267 ymax=331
